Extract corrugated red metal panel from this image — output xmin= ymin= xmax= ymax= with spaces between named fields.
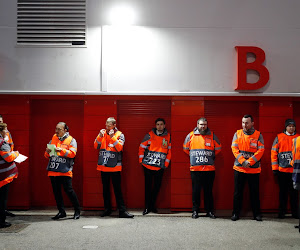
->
xmin=118 ymin=100 xmax=171 ymax=208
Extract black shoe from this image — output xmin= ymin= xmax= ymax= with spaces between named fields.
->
xmin=192 ymin=211 xmax=199 ymax=219
xmin=254 ymin=215 xmax=263 ymax=221
xmin=119 ymin=211 xmax=134 ymax=218
xmin=100 ymin=209 xmax=112 ymax=217
xmin=5 ymin=210 xmax=16 ymax=217
xmin=51 ymin=211 xmax=66 ymax=220
xmin=143 ymin=208 xmax=150 ymax=215
xmin=231 ymin=214 xmax=239 ymax=221
xmin=0 ymin=222 xmax=11 ymax=228
xmin=151 ymin=208 xmax=158 ymax=213
xmin=73 ymin=211 xmax=80 ymax=220
xmin=278 ymin=213 xmax=285 ymax=219
xmin=206 ymin=212 xmax=216 ymax=219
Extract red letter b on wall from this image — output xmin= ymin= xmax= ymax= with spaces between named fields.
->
xmin=235 ymin=46 xmax=269 ymax=91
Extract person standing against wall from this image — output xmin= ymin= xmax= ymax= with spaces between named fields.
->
xmin=0 ymin=123 xmax=19 ymax=228
xmin=231 ymin=114 xmax=265 ymax=221
xmin=0 ymin=115 xmax=16 ymax=218
xmin=183 ymin=117 xmax=221 ymax=219
xmin=291 ymin=135 xmax=300 ymax=232
xmin=94 ymin=117 xmax=134 ymax=218
xmin=139 ymin=118 xmax=171 ymax=215
xmin=45 ymin=122 xmax=81 ymax=220
xmin=271 ymin=119 xmax=299 ymax=219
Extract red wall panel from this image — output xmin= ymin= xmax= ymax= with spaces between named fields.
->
xmin=1 ymin=96 xmax=30 ymax=209
xmin=205 ymin=100 xmax=259 ymax=211
xmin=259 ymin=101 xmax=293 ymax=212
xmin=1 ymin=94 xmax=299 ymax=213
xmin=171 ymin=100 xmax=204 ymax=210
xmin=83 ymin=99 xmax=117 ymax=209
xmin=30 ymin=99 xmax=84 ymax=208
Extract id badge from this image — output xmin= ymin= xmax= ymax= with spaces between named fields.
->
xmin=205 ymin=138 xmax=212 ymax=147
xmin=250 ymin=139 xmax=258 ymax=149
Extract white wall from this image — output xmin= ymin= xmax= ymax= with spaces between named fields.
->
xmin=0 ymin=0 xmax=300 ymax=95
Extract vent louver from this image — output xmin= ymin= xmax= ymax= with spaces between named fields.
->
xmin=17 ymin=0 xmax=86 ymax=46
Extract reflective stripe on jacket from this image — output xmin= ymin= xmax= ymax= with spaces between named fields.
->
xmin=271 ymin=132 xmax=299 ymax=173
xmin=231 ymin=129 xmax=264 ymax=174
xmin=183 ymin=128 xmax=221 ymax=171
xmin=139 ymin=128 xmax=171 ymax=171
xmin=6 ymin=131 xmax=14 ymax=151
xmin=44 ymin=133 xmax=77 ymax=177
xmin=94 ymin=129 xmax=124 ymax=172
xmin=0 ymin=137 xmax=19 ymax=188
xmin=291 ymin=137 xmax=300 ymax=184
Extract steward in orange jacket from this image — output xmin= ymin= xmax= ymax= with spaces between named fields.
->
xmin=291 ymin=136 xmax=300 ymax=232
xmin=183 ymin=128 xmax=221 ymax=171
xmin=44 ymin=122 xmax=80 ymax=220
xmin=0 ymin=123 xmax=19 ymax=228
xmin=94 ymin=128 xmax=124 ymax=173
xmin=0 ymin=115 xmax=16 ymax=218
xmin=139 ymin=118 xmax=171 ymax=215
xmin=94 ymin=117 xmax=133 ymax=219
xmin=183 ymin=118 xmax=221 ymax=219
xmin=271 ymin=119 xmax=299 ymax=218
xmin=231 ymin=114 xmax=264 ymax=222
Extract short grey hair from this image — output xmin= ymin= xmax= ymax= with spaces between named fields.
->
xmin=106 ymin=117 xmax=116 ymax=125
xmin=197 ymin=117 xmax=207 ymax=124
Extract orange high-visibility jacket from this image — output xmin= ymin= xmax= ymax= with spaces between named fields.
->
xmin=271 ymin=132 xmax=299 ymax=173
xmin=94 ymin=128 xmax=124 ymax=172
xmin=0 ymin=137 xmax=19 ymax=188
xmin=183 ymin=128 xmax=221 ymax=171
xmin=231 ymin=129 xmax=264 ymax=174
xmin=139 ymin=129 xmax=171 ymax=171
xmin=291 ymin=137 xmax=300 ymax=186
xmin=44 ymin=133 xmax=77 ymax=178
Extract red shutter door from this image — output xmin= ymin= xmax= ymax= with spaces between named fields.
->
xmin=118 ymin=100 xmax=171 ymax=208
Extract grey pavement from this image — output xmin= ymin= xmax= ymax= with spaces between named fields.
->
xmin=0 ymin=210 xmax=299 ymax=250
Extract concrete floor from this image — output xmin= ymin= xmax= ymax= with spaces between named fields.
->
xmin=0 ymin=210 xmax=299 ymax=250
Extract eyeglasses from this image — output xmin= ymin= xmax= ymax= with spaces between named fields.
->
xmin=55 ymin=128 xmax=63 ymax=131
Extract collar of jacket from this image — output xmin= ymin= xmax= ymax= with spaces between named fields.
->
xmin=243 ymin=127 xmax=255 ymax=135
xmin=152 ymin=128 xmax=168 ymax=136
xmin=284 ymin=131 xmax=296 ymax=136
xmin=58 ymin=132 xmax=70 ymax=141
xmin=193 ymin=127 xmax=211 ymax=135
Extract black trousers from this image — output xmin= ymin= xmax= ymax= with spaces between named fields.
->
xmin=191 ymin=171 xmax=215 ymax=213
xmin=101 ymin=171 xmax=126 ymax=212
xmin=0 ymin=184 xmax=10 ymax=223
xmin=144 ymin=167 xmax=164 ymax=209
xmin=278 ymin=172 xmax=298 ymax=216
xmin=50 ymin=176 xmax=80 ymax=212
xmin=233 ymin=170 xmax=261 ymax=217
